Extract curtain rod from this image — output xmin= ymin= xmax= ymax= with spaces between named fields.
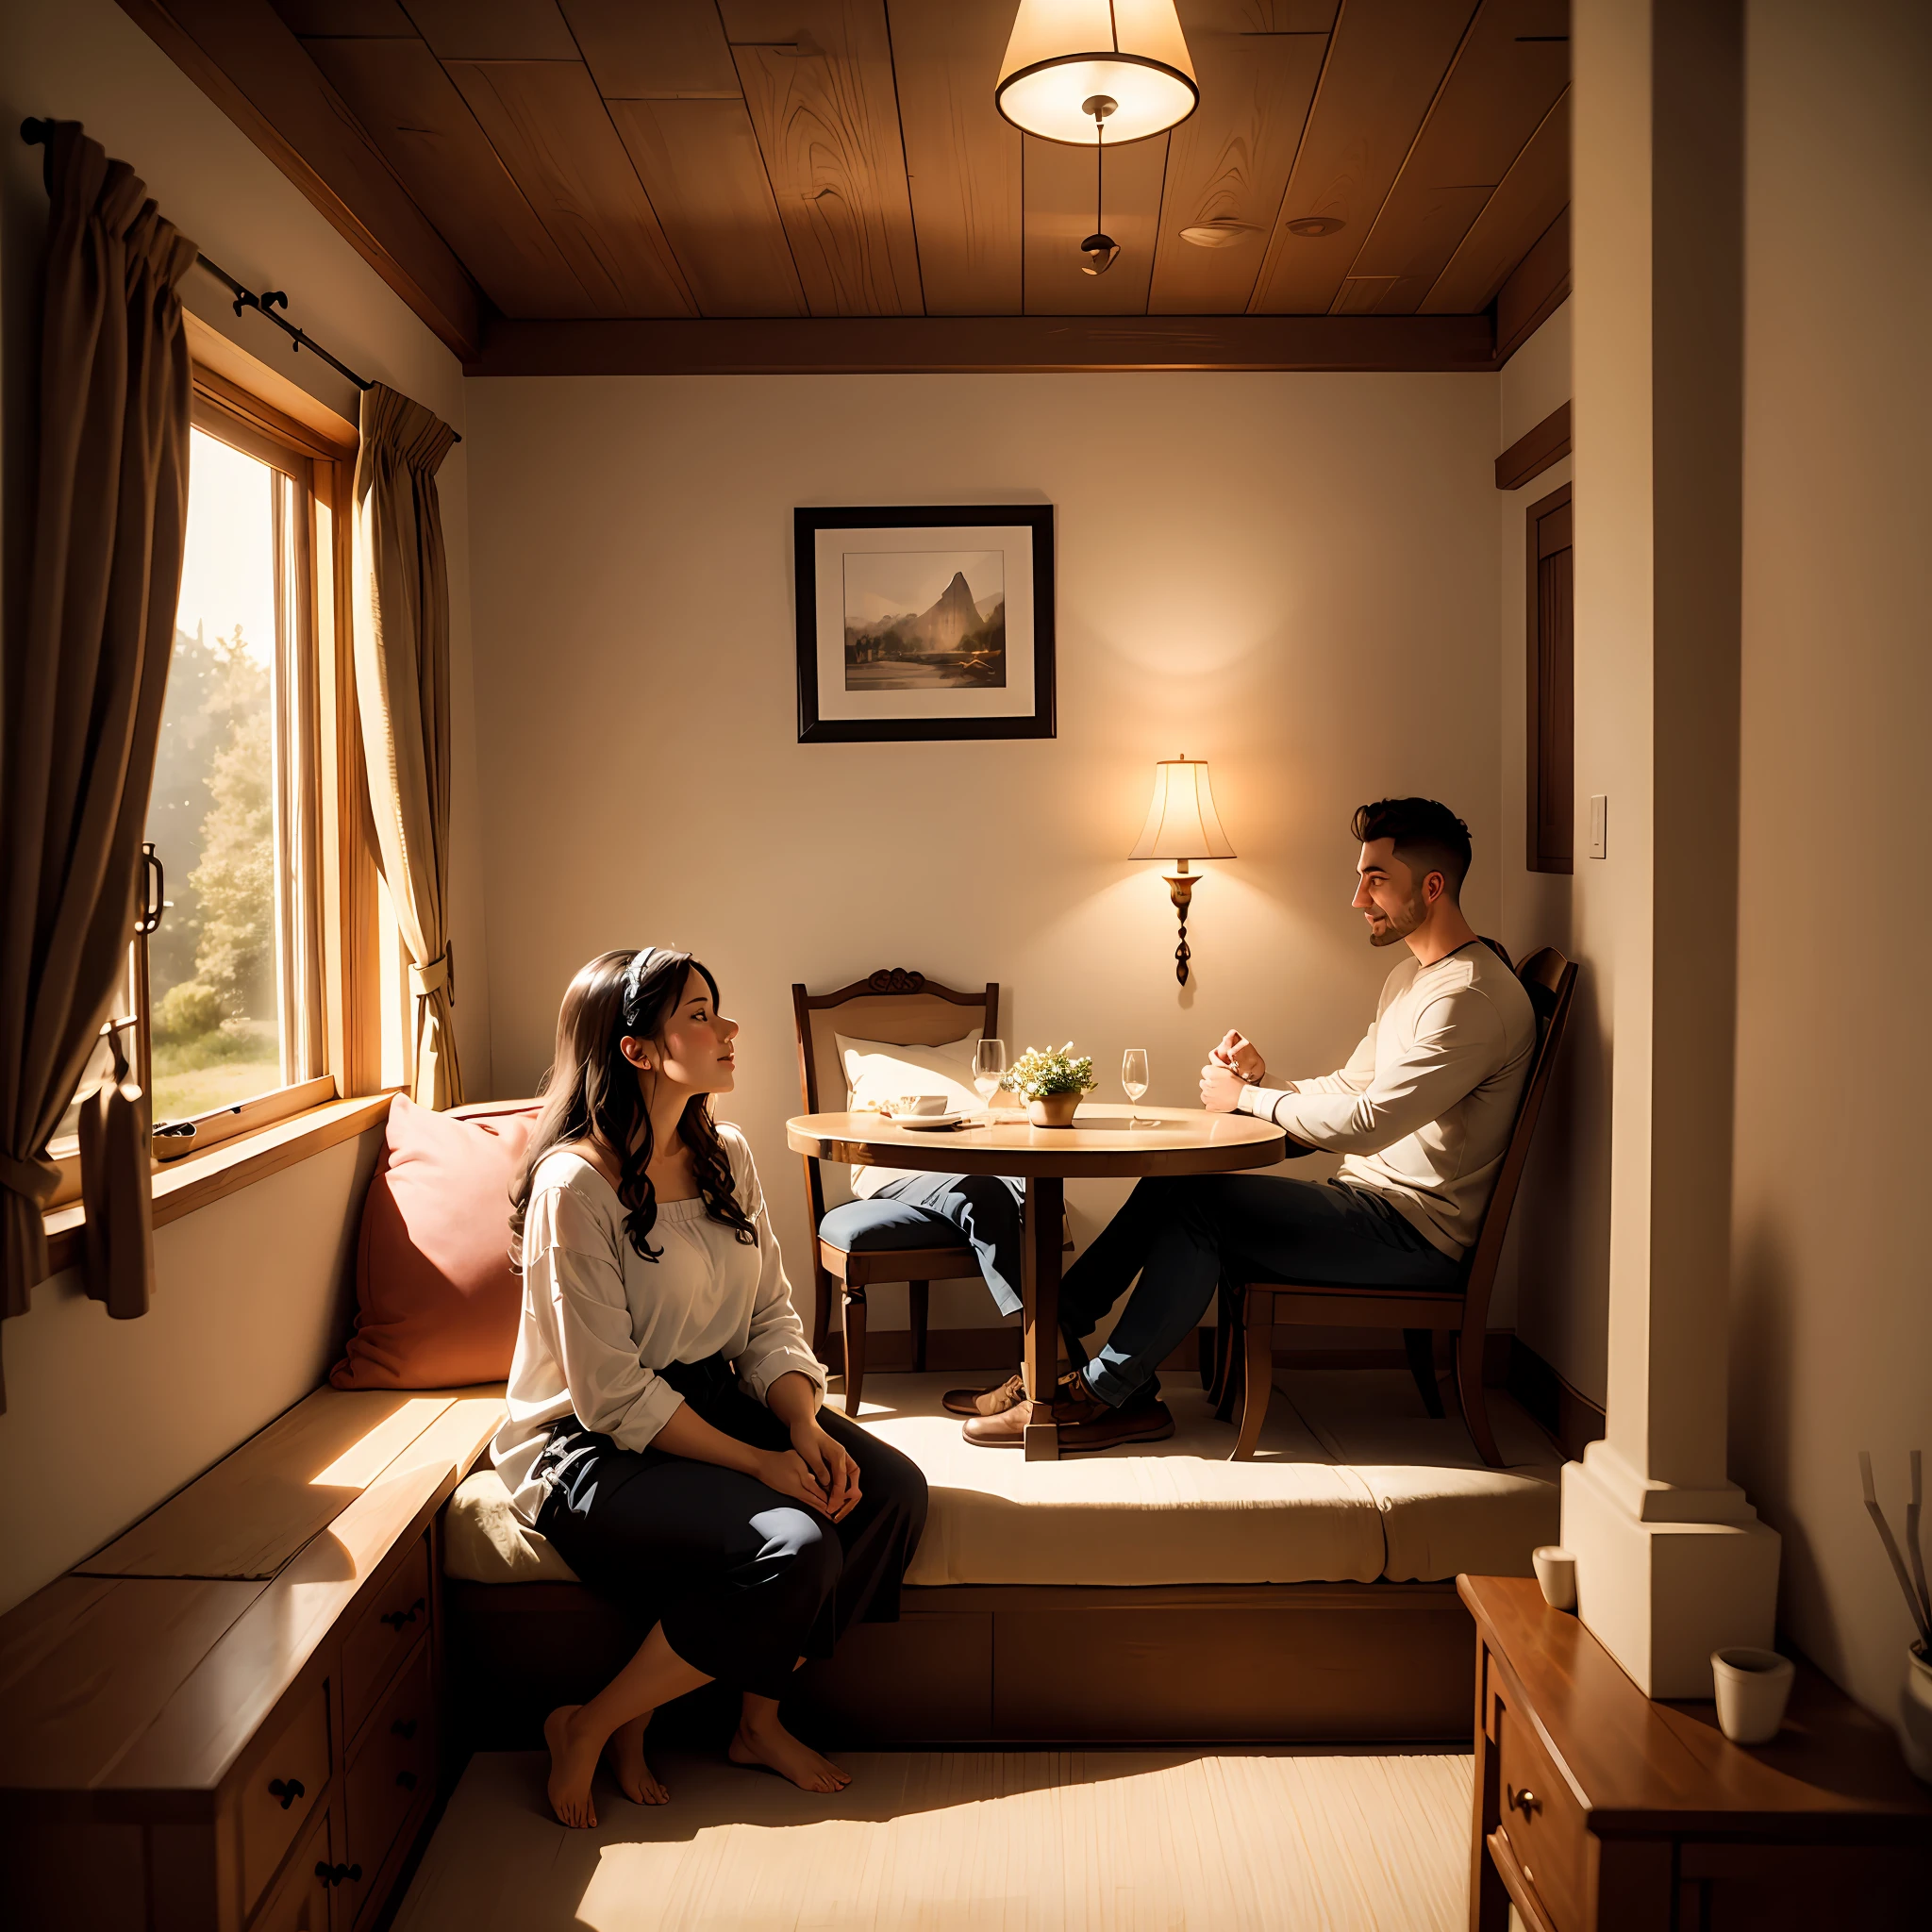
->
xmin=20 ymin=117 xmax=460 ymax=444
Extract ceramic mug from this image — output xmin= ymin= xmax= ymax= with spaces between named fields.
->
xmin=1532 ymin=1545 xmax=1577 ymax=1611
xmin=1711 ymin=1646 xmax=1795 ymax=1745
xmin=896 ymin=1093 xmax=948 ymax=1116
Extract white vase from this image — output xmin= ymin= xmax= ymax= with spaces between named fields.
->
xmin=1902 ymin=1642 xmax=1932 ymax=1782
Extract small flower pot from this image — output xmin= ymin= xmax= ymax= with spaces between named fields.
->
xmin=1026 ymin=1092 xmax=1081 ymax=1127
xmin=1902 ymin=1641 xmax=1932 ymax=1783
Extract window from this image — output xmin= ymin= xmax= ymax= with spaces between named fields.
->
xmin=47 ymin=352 xmax=387 ymax=1206
xmin=1525 ymin=483 xmax=1574 ymax=874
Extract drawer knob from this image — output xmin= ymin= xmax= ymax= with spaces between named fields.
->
xmin=391 ymin=1717 xmax=418 ymax=1740
xmin=1507 ymin=1785 xmax=1541 ymax=1817
xmin=380 ymin=1594 xmax=427 ymax=1632
xmin=268 ymin=1776 xmax=305 ymax=1810
xmin=397 ymin=1769 xmax=418 ymax=1790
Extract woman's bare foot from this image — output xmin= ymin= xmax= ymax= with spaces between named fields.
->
xmin=543 ymin=1705 xmax=602 ymax=1828
xmin=728 ymin=1707 xmax=851 ymax=1794
xmin=605 ymin=1712 xmax=669 ymax=1805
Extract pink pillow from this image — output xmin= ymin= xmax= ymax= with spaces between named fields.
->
xmin=330 ymin=1094 xmax=541 ymax=1390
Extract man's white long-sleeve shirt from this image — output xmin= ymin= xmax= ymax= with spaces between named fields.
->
xmin=1234 ymin=941 xmax=1536 ymax=1257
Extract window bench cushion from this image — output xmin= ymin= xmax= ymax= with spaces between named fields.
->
xmin=818 ymin=1196 xmax=968 ymax=1254
xmin=331 ymin=1097 xmax=540 ymax=1391
xmin=440 ymin=1371 xmax=1559 ymax=1592
xmin=444 ymin=1470 xmax=579 ymax=1583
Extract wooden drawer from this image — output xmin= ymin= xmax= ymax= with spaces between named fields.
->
xmin=341 ymin=1535 xmax=430 ymax=1736
xmin=1495 ymin=1699 xmax=1586 ymax=1931
xmin=239 ymin=1680 xmax=330 ymax=1916
xmin=344 ymin=1641 xmax=436 ymax=1907
xmin=251 ymin=1798 xmax=333 ymax=1932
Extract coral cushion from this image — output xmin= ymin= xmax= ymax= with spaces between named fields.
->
xmin=330 ymin=1095 xmax=540 ymax=1391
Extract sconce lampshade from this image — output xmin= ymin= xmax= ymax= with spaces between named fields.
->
xmin=996 ymin=0 xmax=1199 ymax=146
xmin=1130 ymin=756 xmax=1236 ymax=862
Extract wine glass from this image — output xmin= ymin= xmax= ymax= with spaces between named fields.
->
xmin=974 ymin=1039 xmax=1008 ymax=1121
xmin=1121 ymin=1047 xmax=1152 ymax=1124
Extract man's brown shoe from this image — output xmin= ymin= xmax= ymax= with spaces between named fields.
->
xmin=942 ymin=1368 xmax=1096 ymax=1418
xmin=959 ymin=1377 xmax=1174 ymax=1453
xmin=941 ymin=1372 xmax=1027 ymax=1419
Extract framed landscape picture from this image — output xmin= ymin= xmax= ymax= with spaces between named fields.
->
xmin=794 ymin=505 xmax=1056 ymax=743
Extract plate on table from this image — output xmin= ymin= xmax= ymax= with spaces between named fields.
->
xmin=891 ymin=1112 xmax=976 ymax=1131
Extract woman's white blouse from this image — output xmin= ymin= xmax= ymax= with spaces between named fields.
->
xmin=491 ymin=1124 xmax=824 ymax=1523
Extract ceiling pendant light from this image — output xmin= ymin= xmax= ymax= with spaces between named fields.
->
xmin=1081 ymin=94 xmax=1119 ymax=275
xmin=995 ymin=1 xmax=1199 ymax=148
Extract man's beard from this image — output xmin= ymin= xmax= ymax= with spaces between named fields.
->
xmin=1367 ymin=891 xmax=1426 ymax=947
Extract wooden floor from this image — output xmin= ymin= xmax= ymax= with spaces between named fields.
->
xmin=394 ymin=1745 xmax=1473 ymax=1930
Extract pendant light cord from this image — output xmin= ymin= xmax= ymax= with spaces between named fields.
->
xmin=1095 ymin=115 xmax=1106 ymax=233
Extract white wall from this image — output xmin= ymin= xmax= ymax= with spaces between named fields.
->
xmin=0 ymin=0 xmax=488 ymax=1607
xmin=0 ymin=1135 xmax=382 ymax=1612
xmin=464 ymin=371 xmax=1503 ymax=1327
xmin=1728 ymin=0 xmax=1932 ymax=1725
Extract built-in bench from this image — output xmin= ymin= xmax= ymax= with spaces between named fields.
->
xmin=0 ymin=1386 xmax=502 ymax=1932
xmin=445 ymin=1369 xmax=1560 ymax=1750
xmin=0 ymin=1360 xmax=1561 ymax=1927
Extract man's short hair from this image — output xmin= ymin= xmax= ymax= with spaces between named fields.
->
xmin=1352 ymin=797 xmax=1473 ymax=901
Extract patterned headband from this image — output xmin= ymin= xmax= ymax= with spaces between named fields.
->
xmin=621 ymin=946 xmax=663 ymax=1022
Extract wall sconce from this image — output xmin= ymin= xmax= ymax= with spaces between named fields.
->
xmin=1130 ymin=755 xmax=1235 ymax=985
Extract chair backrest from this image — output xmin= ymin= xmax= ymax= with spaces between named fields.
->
xmin=791 ymin=969 xmax=998 ymax=1222
xmin=1456 ymin=946 xmax=1577 ymax=1329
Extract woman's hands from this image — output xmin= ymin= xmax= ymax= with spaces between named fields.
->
xmin=744 ymin=1425 xmax=858 ymax=1521
xmin=757 ymin=1370 xmax=859 ymax=1521
xmin=790 ymin=1419 xmax=861 ymax=1522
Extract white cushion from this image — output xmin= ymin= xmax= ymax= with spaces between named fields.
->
xmin=440 ymin=1371 xmax=1559 ymax=1591
xmin=835 ymin=1029 xmax=985 ymax=1199
xmin=836 ymin=1028 xmax=983 ymax=1115
xmin=858 ymin=1374 xmax=1387 ymax=1587
xmin=443 ymin=1468 xmax=579 ymax=1583
xmin=1280 ymin=1370 xmax=1561 ymax=1582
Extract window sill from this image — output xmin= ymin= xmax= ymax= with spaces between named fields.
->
xmin=42 ymin=1091 xmax=395 ymax=1277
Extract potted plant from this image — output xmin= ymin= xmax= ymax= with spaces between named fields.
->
xmin=1007 ymin=1043 xmax=1094 ymax=1127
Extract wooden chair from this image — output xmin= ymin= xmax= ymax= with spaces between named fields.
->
xmin=793 ymin=969 xmax=998 ymax=1413
xmin=1220 ymin=946 xmax=1577 ymax=1468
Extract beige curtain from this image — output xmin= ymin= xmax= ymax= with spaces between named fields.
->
xmin=0 ymin=123 xmax=196 ymax=1407
xmin=352 ymin=385 xmax=462 ymax=1108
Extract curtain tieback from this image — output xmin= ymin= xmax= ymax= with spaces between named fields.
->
xmin=0 ymin=1149 xmax=62 ymax=1207
xmin=409 ymin=946 xmax=454 ymax=1007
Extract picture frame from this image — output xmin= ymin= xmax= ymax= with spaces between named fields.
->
xmin=793 ymin=504 xmax=1056 ymax=743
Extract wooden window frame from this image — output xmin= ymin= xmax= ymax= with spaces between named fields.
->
xmin=42 ymin=327 xmax=393 ymax=1235
xmin=1525 ymin=481 xmax=1574 ymax=875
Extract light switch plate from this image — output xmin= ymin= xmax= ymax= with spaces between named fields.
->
xmin=1589 ymin=794 xmax=1608 ymax=859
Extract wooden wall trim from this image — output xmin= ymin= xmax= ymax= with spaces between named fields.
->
xmin=1506 ymin=1335 xmax=1605 ymax=1462
xmin=1495 ymin=401 xmax=1572 ymax=491
xmin=115 ymin=0 xmax=482 ymax=358
xmin=465 ymin=313 xmax=1500 ymax=378
xmin=1495 ymin=205 xmax=1571 ymax=365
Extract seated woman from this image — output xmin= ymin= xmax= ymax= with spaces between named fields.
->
xmin=492 ymin=946 xmax=927 ymax=1828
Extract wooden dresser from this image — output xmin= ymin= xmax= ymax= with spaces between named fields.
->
xmin=1460 ymin=1574 xmax=1932 ymax=1930
xmin=0 ymin=1387 xmax=502 ymax=1932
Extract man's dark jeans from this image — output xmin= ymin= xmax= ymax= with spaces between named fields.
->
xmin=1060 ymin=1174 xmax=1462 ymax=1408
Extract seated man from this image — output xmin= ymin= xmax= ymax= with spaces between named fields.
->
xmin=957 ymin=796 xmax=1537 ymax=1453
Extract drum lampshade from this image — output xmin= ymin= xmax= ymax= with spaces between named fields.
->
xmin=995 ymin=0 xmax=1199 ymax=146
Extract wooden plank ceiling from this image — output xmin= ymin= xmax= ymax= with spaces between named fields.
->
xmin=135 ymin=0 xmax=1572 ymax=366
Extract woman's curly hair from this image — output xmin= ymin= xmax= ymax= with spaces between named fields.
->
xmin=508 ymin=947 xmax=757 ymax=1268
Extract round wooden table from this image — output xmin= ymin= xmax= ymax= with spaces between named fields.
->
xmin=785 ymin=1103 xmax=1286 ymax=1458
